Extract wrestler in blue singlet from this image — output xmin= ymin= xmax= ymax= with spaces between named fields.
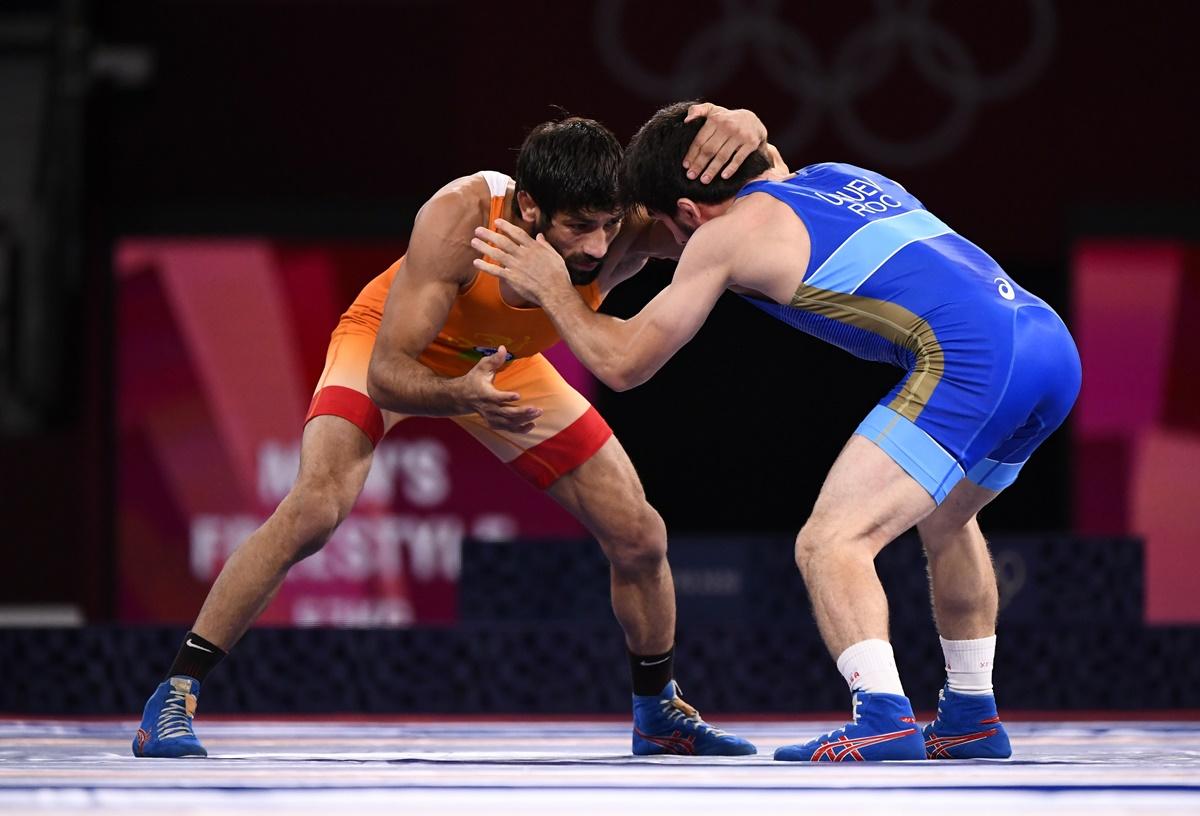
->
xmin=736 ymin=163 xmax=1081 ymax=503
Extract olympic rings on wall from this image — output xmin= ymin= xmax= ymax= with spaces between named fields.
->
xmin=595 ymin=0 xmax=1055 ymax=165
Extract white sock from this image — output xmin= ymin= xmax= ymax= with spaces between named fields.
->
xmin=835 ymin=639 xmax=905 ymax=696
xmin=940 ymin=635 xmax=996 ymax=695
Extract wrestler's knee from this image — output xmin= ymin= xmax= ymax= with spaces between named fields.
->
xmin=276 ymin=475 xmax=357 ymax=563
xmin=599 ymin=501 xmax=668 ymax=576
xmin=793 ymin=513 xmax=883 ymax=575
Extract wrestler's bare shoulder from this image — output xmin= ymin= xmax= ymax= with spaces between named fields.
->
xmin=417 ymin=173 xmax=497 ymax=231
xmin=692 ymin=192 xmax=810 ymax=303
xmin=406 ymin=174 xmax=501 ymax=286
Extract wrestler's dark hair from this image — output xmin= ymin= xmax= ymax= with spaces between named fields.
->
xmin=514 ymin=116 xmax=622 ymax=219
xmin=620 ymin=100 xmax=771 ymax=216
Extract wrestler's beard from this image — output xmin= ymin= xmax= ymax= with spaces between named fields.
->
xmin=565 ymin=259 xmax=603 ymax=286
xmin=536 ymin=214 xmax=604 ymax=286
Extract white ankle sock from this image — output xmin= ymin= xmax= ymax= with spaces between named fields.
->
xmin=940 ymin=635 xmax=996 ymax=695
xmin=835 ymin=639 xmax=905 ymax=696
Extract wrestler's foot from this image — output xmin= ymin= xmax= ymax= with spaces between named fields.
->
xmin=632 ymin=680 xmax=756 ymax=756
xmin=774 ymin=691 xmax=925 ymax=762
xmin=923 ymin=684 xmax=1012 ymax=759
xmin=132 ymin=676 xmax=208 ymax=757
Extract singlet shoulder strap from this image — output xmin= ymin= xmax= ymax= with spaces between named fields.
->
xmin=477 ymin=170 xmax=512 ymax=199
xmin=477 ymin=170 xmax=513 ymax=229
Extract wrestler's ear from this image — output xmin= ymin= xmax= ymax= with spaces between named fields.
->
xmin=676 ymin=198 xmax=704 ymax=229
xmin=516 ymin=190 xmax=541 ymax=224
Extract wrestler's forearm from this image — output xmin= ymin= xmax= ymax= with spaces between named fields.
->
xmin=540 ymin=287 xmax=645 ymax=392
xmin=366 ymin=355 xmax=469 ymax=416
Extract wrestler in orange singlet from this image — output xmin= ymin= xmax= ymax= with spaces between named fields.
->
xmin=133 ymin=104 xmax=772 ymax=759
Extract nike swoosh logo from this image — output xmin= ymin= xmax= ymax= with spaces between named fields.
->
xmin=638 ymin=656 xmax=671 ymax=667
xmin=186 ymin=638 xmax=214 ymax=653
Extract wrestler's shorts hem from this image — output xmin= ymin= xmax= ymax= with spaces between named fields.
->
xmin=965 ymin=456 xmax=1025 ymax=491
xmin=305 ymin=385 xmax=385 ymax=447
xmin=508 ymin=406 xmax=612 ymax=490
xmin=854 ymin=404 xmax=965 ymax=504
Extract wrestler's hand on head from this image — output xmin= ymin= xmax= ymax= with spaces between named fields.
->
xmin=471 ymin=220 xmax=572 ymax=306
xmin=456 ymin=346 xmax=542 ymax=433
xmin=683 ymin=102 xmax=768 ymax=184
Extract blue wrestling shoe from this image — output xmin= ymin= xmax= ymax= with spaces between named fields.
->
xmin=632 ymin=680 xmax=756 ymax=756
xmin=132 ymin=676 xmax=208 ymax=757
xmin=923 ymin=685 xmax=1012 ymax=759
xmin=774 ymin=692 xmax=925 ymax=762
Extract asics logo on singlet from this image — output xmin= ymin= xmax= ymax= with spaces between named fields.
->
xmin=994 ymin=277 xmax=1015 ymax=301
xmin=474 ymin=347 xmax=515 ymax=362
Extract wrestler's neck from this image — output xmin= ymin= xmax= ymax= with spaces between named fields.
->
xmin=491 ymin=187 xmax=554 ymax=309
xmin=695 ymin=168 xmax=789 ymax=222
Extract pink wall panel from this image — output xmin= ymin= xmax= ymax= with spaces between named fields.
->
xmin=1073 ymin=241 xmax=1200 ymax=623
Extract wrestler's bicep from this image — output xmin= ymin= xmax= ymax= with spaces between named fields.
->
xmin=375 ymin=267 xmax=459 ymax=361
xmin=373 ymin=192 xmax=475 ymax=363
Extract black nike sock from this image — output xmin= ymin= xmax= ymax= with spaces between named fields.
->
xmin=167 ymin=631 xmax=227 ymax=683
xmin=629 ymin=647 xmax=675 ymax=696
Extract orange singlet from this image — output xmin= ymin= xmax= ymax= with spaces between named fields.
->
xmin=305 ymin=171 xmax=612 ymax=489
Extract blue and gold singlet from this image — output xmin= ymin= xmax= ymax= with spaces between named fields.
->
xmin=736 ymin=163 xmax=1081 ymax=503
